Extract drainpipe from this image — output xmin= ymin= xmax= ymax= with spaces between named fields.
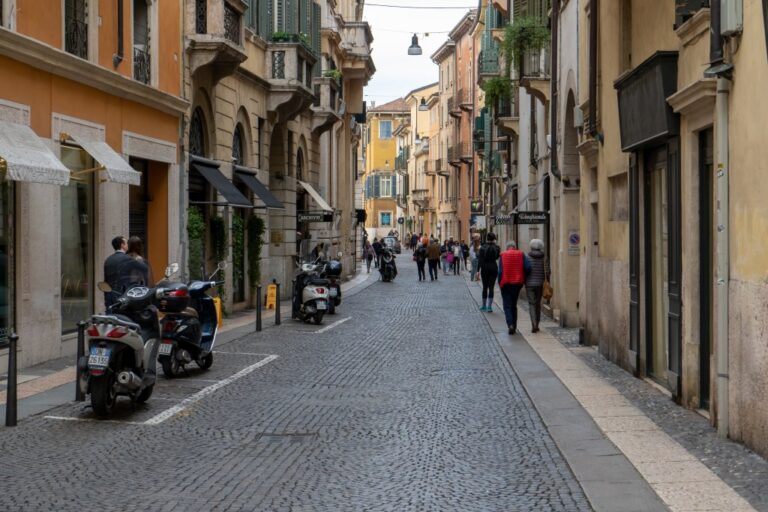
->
xmin=550 ymin=0 xmax=561 ymax=180
xmin=588 ymin=0 xmax=598 ymax=137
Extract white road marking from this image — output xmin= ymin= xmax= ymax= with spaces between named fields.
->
xmin=44 ymin=415 xmax=144 ymax=425
xmin=315 ymin=317 xmax=351 ymax=334
xmin=143 ymin=354 xmax=279 ymax=425
xmin=214 ymin=351 xmax=273 ymax=357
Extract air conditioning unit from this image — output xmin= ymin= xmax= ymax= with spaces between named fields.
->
xmin=721 ymin=0 xmax=743 ymax=37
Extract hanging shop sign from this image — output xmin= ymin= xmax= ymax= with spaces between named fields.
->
xmin=470 ymin=199 xmax=484 ymax=214
xmin=492 ymin=214 xmax=515 ymax=225
xmin=397 ymin=217 xmax=405 ymax=225
xmin=298 ymin=212 xmax=334 ymax=223
xmin=514 ymin=211 xmax=549 ymax=225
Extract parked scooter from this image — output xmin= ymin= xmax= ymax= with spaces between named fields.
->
xmin=319 ymin=253 xmax=343 ymax=315
xmin=82 ymin=282 xmax=163 ymax=417
xmin=157 ymin=262 xmax=225 ymax=378
xmin=292 ymin=260 xmax=330 ymax=325
xmin=379 ymin=247 xmax=398 ymax=282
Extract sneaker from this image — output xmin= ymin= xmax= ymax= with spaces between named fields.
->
xmin=487 ymin=306 xmax=493 ymax=313
xmin=508 ymin=327 xmax=515 ymax=335
xmin=479 ymin=305 xmax=487 ymax=312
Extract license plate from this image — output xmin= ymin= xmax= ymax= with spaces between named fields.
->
xmin=317 ymin=301 xmax=327 ymax=310
xmin=88 ymin=347 xmax=111 ymax=368
xmin=159 ymin=342 xmax=173 ymax=356
xmin=329 ymin=288 xmax=338 ymax=297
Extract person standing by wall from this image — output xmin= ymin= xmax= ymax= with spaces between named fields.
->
xmin=469 ymin=236 xmax=481 ymax=281
xmin=525 ymin=239 xmax=550 ymax=333
xmin=498 ymin=241 xmax=530 ymax=335
xmin=427 ymin=238 xmax=441 ymax=281
xmin=103 ymin=236 xmax=130 ymax=308
xmin=477 ymin=233 xmax=501 ymax=312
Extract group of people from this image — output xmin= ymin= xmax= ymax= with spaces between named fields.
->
xmin=476 ymin=233 xmax=550 ymax=335
xmin=410 ymin=236 xmax=471 ymax=282
xmin=103 ymin=235 xmax=153 ymax=308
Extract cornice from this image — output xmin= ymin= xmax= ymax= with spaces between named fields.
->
xmin=0 ymin=27 xmax=188 ymax=116
xmin=667 ymin=78 xmax=716 ymax=116
xmin=675 ymin=8 xmax=710 ymax=47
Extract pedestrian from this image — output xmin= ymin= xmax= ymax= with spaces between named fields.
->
xmin=526 ymin=239 xmax=550 ymax=333
xmin=477 ymin=232 xmax=501 ymax=312
xmin=427 ymin=238 xmax=441 ymax=281
xmin=441 ymin=241 xmax=451 ymax=275
xmin=363 ymin=240 xmax=375 ymax=273
xmin=498 ymin=241 xmax=530 ymax=335
xmin=414 ymin=242 xmax=427 ymax=281
xmin=124 ymin=236 xmax=152 ymax=287
xmin=469 ymin=237 xmax=481 ymax=281
xmin=461 ymin=240 xmax=470 ymax=271
xmin=452 ymin=242 xmax=462 ymax=275
xmin=310 ymin=242 xmax=326 ymax=261
xmin=372 ymin=238 xmax=382 ymax=268
xmin=103 ymin=235 xmax=130 ymax=308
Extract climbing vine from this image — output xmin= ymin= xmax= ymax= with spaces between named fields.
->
xmin=187 ymin=207 xmax=205 ymax=280
xmin=232 ymin=214 xmax=245 ymax=301
xmin=482 ymin=77 xmax=513 ymax=110
xmin=247 ymin=214 xmax=266 ymax=299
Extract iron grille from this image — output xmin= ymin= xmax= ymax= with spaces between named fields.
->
xmin=189 ymin=109 xmax=205 ymax=157
xmin=232 ymin=125 xmax=244 ymax=165
xmin=65 ymin=0 xmax=88 ymax=59
xmin=224 ymin=3 xmax=240 ymax=44
xmin=272 ymin=51 xmax=286 ymax=79
xmin=133 ymin=46 xmax=151 ymax=84
xmin=195 ymin=0 xmax=207 ymax=34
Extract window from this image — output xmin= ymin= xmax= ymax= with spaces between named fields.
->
xmin=381 ymin=176 xmax=392 ymax=197
xmin=379 ymin=120 xmax=392 ymax=139
xmin=133 ymin=0 xmax=151 ymax=84
xmin=60 ymin=146 xmax=95 ymax=333
xmin=380 ymin=211 xmax=392 ymax=226
xmin=232 ymin=124 xmax=245 ymax=166
xmin=189 ymin=108 xmax=206 ymax=157
xmin=65 ymin=0 xmax=88 ymax=59
xmin=196 ymin=0 xmax=206 ymax=34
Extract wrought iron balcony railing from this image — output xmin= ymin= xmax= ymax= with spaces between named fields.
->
xmin=195 ymin=0 xmax=206 ymax=34
xmin=133 ymin=46 xmax=151 ymax=84
xmin=522 ymin=48 xmax=551 ymax=79
xmin=65 ymin=16 xmax=88 ymax=59
xmin=224 ymin=3 xmax=241 ymax=45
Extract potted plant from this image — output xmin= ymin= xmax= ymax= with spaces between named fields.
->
xmin=502 ymin=16 xmax=550 ymax=77
xmin=482 ymin=77 xmax=513 ymax=110
xmin=270 ymin=31 xmax=292 ymax=42
xmin=323 ymin=69 xmax=343 ymax=82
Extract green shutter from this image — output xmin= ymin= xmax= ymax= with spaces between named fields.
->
xmin=366 ymin=176 xmax=372 ymax=199
xmin=312 ymin=1 xmax=321 ymax=75
xmin=276 ymin=0 xmax=284 ymax=32
xmin=285 ymin=0 xmax=296 ymax=33
xmin=392 ymin=177 xmax=397 ymax=197
xmin=258 ymin=0 xmax=271 ymax=36
xmin=374 ymin=175 xmax=381 ymax=197
xmin=299 ymin=0 xmax=309 ymax=34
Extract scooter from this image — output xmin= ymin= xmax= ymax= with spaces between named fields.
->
xmin=319 ymin=253 xmax=342 ymax=315
xmin=82 ymin=282 xmax=163 ymax=417
xmin=157 ymin=262 xmax=225 ymax=378
xmin=379 ymin=247 xmax=398 ymax=282
xmin=292 ymin=260 xmax=330 ymax=325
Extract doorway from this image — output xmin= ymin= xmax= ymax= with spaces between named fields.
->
xmin=699 ymin=128 xmax=714 ymax=408
xmin=646 ymin=148 xmax=669 ymax=384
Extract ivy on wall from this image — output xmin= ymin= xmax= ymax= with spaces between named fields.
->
xmin=187 ymin=207 xmax=205 ymax=280
xmin=247 ymin=214 xmax=266 ymax=299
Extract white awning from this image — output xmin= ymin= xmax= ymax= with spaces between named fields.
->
xmin=0 ymin=121 xmax=70 ymax=185
xmin=297 ymin=180 xmax=333 ymax=212
xmin=74 ymin=138 xmax=142 ymax=186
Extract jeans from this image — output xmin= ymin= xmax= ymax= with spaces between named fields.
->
xmin=442 ymin=258 xmax=449 ymax=274
xmin=416 ymin=261 xmax=426 ymax=281
xmin=480 ymin=269 xmax=498 ymax=302
xmin=366 ymin=257 xmax=372 ymax=273
xmin=428 ymin=259 xmax=439 ymax=280
xmin=527 ymin=285 xmax=543 ymax=328
xmin=470 ymin=258 xmax=479 ymax=280
xmin=453 ymin=258 xmax=461 ymax=275
xmin=501 ymin=284 xmax=523 ymax=329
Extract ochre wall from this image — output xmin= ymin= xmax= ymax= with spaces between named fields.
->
xmin=158 ymin=0 xmax=182 ymax=97
xmin=147 ymin=161 xmax=169 ymax=277
xmin=17 ymin=0 xmax=62 ymax=49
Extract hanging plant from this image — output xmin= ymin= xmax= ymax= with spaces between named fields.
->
xmin=247 ymin=214 xmax=266 ymax=298
xmin=482 ymin=77 xmax=513 ymax=110
xmin=502 ymin=16 xmax=551 ymax=75
xmin=187 ymin=207 xmax=205 ymax=280
xmin=323 ymin=69 xmax=343 ymax=82
xmin=232 ymin=214 xmax=245 ymax=298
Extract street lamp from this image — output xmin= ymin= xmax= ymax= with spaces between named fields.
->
xmin=408 ymin=34 xmax=423 ymax=56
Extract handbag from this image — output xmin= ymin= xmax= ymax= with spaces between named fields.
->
xmin=542 ymin=279 xmax=554 ymax=300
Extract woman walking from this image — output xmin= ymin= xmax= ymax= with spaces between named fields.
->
xmin=526 ymin=239 xmax=550 ymax=333
xmin=363 ymin=240 xmax=375 ymax=273
xmin=469 ymin=236 xmax=481 ymax=281
xmin=476 ymin=233 xmax=500 ymax=312
xmin=452 ymin=243 xmax=462 ymax=275
xmin=414 ymin=242 xmax=427 ymax=281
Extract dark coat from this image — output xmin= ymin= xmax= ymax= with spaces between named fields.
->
xmin=526 ymin=249 xmax=549 ymax=288
xmin=477 ymin=242 xmax=500 ymax=273
xmin=103 ymin=251 xmax=132 ymax=292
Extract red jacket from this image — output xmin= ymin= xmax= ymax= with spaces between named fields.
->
xmin=499 ymin=249 xmax=526 ymax=287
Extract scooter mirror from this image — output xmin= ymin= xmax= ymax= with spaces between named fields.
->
xmin=217 ymin=261 xmax=227 ymax=270
xmin=97 ymin=281 xmax=112 ymax=292
xmin=164 ymin=262 xmax=180 ymax=278
xmin=337 ymin=252 xmax=343 ymax=258
xmin=206 ymin=287 xmax=219 ymax=298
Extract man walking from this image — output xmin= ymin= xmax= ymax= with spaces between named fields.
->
xmin=498 ymin=241 xmax=530 ymax=335
xmin=414 ymin=242 xmax=427 ymax=281
xmin=103 ymin=235 xmax=130 ymax=308
xmin=477 ymin=233 xmax=500 ymax=312
xmin=372 ymin=238 xmax=382 ymax=268
xmin=427 ymin=238 xmax=441 ymax=281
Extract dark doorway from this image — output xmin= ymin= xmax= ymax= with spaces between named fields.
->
xmin=699 ymin=128 xmax=714 ymax=409
xmin=129 ymin=157 xmax=150 ymax=255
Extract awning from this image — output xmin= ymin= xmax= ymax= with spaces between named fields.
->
xmin=73 ymin=138 xmax=142 ymax=186
xmin=190 ymin=157 xmax=251 ymax=208
xmin=0 ymin=121 xmax=70 ymax=185
xmin=297 ymin=180 xmax=333 ymax=212
xmin=234 ymin=166 xmax=284 ymax=209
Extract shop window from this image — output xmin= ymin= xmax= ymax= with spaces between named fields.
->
xmin=65 ymin=0 xmax=88 ymax=59
xmin=60 ymin=146 xmax=95 ymax=333
xmin=0 ymin=179 xmax=14 ymax=343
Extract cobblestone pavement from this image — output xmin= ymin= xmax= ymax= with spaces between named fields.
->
xmin=541 ymin=316 xmax=768 ymax=511
xmin=0 ymin=263 xmax=591 ymax=512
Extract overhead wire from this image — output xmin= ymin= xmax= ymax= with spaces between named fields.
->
xmin=366 ymin=3 xmax=475 ymax=8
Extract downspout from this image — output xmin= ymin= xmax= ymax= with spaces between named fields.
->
xmin=588 ymin=0 xmax=597 ymax=137
xmin=711 ymin=0 xmax=730 ymax=439
xmin=550 ymin=0 xmax=561 ymax=180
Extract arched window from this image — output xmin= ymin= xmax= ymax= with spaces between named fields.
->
xmin=189 ymin=108 xmax=206 ymax=157
xmin=296 ymin=148 xmax=304 ymax=181
xmin=232 ymin=124 xmax=244 ymax=166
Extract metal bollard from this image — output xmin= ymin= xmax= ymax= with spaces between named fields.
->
xmin=256 ymin=285 xmax=263 ymax=332
xmin=5 ymin=332 xmax=18 ymax=427
xmin=75 ymin=321 xmax=87 ymax=402
xmin=274 ymin=279 xmax=281 ymax=326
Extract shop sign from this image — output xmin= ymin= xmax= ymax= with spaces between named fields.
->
xmin=492 ymin=214 xmax=515 ymax=225
xmin=514 ymin=211 xmax=549 ymax=225
xmin=298 ymin=212 xmax=333 ymax=223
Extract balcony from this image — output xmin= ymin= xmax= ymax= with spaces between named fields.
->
xmin=186 ymin=0 xmax=247 ymax=84
xmin=477 ymin=48 xmax=500 ymax=85
xmin=521 ymin=48 xmax=551 ymax=104
xmin=339 ymin=21 xmax=375 ymax=112
xmin=459 ymin=142 xmax=473 ymax=163
xmin=133 ymin=45 xmax=151 ymax=85
xmin=448 ymin=96 xmax=462 ymax=119
xmin=411 ymin=189 xmax=431 ymax=207
xmin=448 ymin=144 xmax=463 ymax=167
xmin=495 ymin=96 xmax=519 ymax=136
xmin=424 ymin=159 xmax=436 ymax=176
xmin=436 ymin=158 xmax=450 ymax=177
xmin=456 ymin=88 xmax=473 ymax=111
xmin=311 ymin=76 xmax=343 ymax=134
xmin=395 ymin=147 xmax=410 ymax=170
xmin=267 ymin=41 xmax=317 ymax=123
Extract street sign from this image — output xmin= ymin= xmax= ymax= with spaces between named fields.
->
xmin=492 ymin=214 xmax=515 ymax=225
xmin=470 ymin=200 xmax=484 ymax=214
xmin=514 ymin=211 xmax=549 ymax=225
xmin=568 ymin=230 xmax=580 ymax=256
xmin=298 ymin=212 xmax=333 ymax=223
xmin=397 ymin=217 xmax=404 ymax=225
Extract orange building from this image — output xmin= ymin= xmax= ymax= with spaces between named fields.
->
xmin=0 ymin=1 xmax=186 ymax=367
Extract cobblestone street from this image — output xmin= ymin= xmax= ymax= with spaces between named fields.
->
xmin=0 ymin=263 xmax=593 ymax=511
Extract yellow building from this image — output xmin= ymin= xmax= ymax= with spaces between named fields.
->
xmin=363 ymin=98 xmax=408 ymax=239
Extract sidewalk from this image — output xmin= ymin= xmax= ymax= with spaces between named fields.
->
xmin=0 ymin=264 xmax=375 ymax=422
xmin=466 ymin=275 xmax=767 ymax=512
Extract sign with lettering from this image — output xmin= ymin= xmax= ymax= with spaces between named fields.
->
xmin=492 ymin=214 xmax=515 ymax=225
xmin=298 ymin=212 xmax=333 ymax=223
xmin=514 ymin=211 xmax=549 ymax=225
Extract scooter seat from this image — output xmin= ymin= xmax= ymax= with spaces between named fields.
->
xmin=310 ymin=277 xmax=330 ymax=285
xmin=183 ymin=307 xmax=198 ymax=318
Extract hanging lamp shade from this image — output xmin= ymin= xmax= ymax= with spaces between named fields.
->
xmin=408 ymin=34 xmax=423 ymax=56
xmin=418 ymin=98 xmax=429 ymax=111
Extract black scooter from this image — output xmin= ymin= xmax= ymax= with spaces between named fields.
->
xmin=379 ymin=248 xmax=397 ymax=282
xmin=319 ymin=254 xmax=342 ymax=314
xmin=157 ymin=262 xmax=225 ymax=378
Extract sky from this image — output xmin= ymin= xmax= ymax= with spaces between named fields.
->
xmin=362 ymin=0 xmax=477 ymax=107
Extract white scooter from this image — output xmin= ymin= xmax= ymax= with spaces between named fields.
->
xmin=292 ymin=260 xmax=330 ymax=325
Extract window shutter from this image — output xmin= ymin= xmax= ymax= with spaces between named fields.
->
xmin=276 ymin=0 xmax=284 ymax=31
xmin=312 ymin=1 xmax=321 ymax=75
xmin=365 ymin=176 xmax=372 ymax=199
xmin=258 ymin=0 xmax=271 ymax=36
xmin=392 ymin=177 xmax=397 ymax=197
xmin=285 ymin=0 xmax=296 ymax=33
xmin=374 ymin=175 xmax=381 ymax=197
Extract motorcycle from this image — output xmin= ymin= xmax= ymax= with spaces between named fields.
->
xmin=82 ymin=282 xmax=163 ymax=417
xmin=319 ymin=253 xmax=343 ymax=315
xmin=157 ymin=262 xmax=225 ymax=378
xmin=379 ymin=247 xmax=398 ymax=282
xmin=292 ymin=260 xmax=330 ymax=325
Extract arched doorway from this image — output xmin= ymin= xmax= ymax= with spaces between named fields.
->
xmin=188 ymin=107 xmax=209 ymax=279
xmin=560 ymin=90 xmax=582 ymax=327
xmin=295 ymin=148 xmax=310 ymax=261
xmin=231 ymin=123 xmax=247 ymax=303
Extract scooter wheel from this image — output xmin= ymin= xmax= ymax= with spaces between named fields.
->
xmin=197 ymin=353 xmax=213 ymax=370
xmin=161 ymin=356 xmax=179 ymax=379
xmin=313 ymin=312 xmax=324 ymax=325
xmin=91 ymin=374 xmax=117 ymax=417
xmin=135 ymin=384 xmax=154 ymax=403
